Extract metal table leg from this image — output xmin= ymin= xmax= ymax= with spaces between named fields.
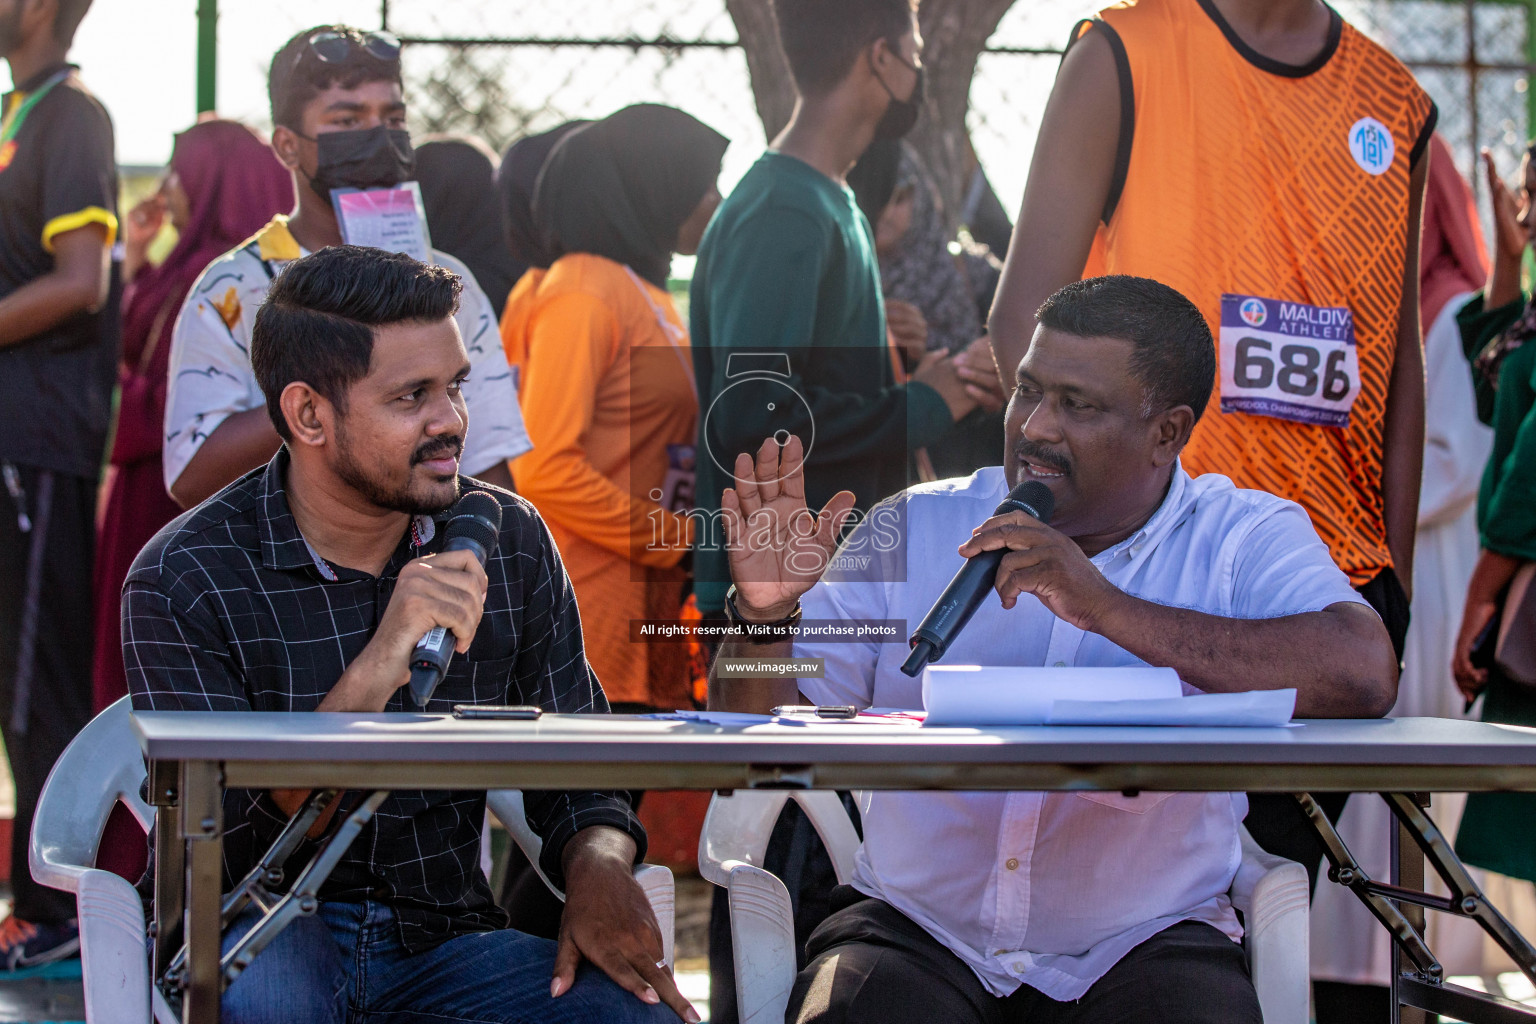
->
xmin=1391 ymin=798 xmax=1430 ymax=1024
xmin=158 ymin=786 xmax=390 ymax=1016
xmin=161 ymin=788 xmax=342 ymax=992
xmin=180 ymin=759 xmax=224 ymax=1024
xmin=148 ymin=759 xmax=183 ymax=982
xmin=218 ymin=791 xmax=389 ymax=985
xmin=1298 ymin=792 xmax=1536 ymax=1024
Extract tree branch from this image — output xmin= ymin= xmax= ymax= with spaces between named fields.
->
xmin=724 ymin=0 xmax=1020 ymax=234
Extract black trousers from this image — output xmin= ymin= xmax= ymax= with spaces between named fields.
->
xmin=787 ymin=886 xmax=1262 ymax=1024
xmin=0 ymin=464 xmax=95 ymax=923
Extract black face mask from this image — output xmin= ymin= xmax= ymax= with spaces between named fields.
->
xmin=874 ymin=59 xmax=924 ymax=141
xmin=304 ymin=126 xmax=416 ymax=201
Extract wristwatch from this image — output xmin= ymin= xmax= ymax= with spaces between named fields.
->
xmin=724 ymin=585 xmax=802 ymax=644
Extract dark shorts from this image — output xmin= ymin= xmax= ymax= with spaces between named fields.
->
xmin=787 ymin=886 xmax=1262 ymax=1024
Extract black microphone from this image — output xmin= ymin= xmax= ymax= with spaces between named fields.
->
xmin=408 ymin=490 xmax=503 ymax=709
xmin=900 ymin=479 xmax=1054 ymax=677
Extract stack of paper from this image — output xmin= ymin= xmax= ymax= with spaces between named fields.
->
xmin=920 ymin=665 xmax=1295 ymax=727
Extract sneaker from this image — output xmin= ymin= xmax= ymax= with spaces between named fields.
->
xmin=0 ymin=915 xmax=79 ymax=969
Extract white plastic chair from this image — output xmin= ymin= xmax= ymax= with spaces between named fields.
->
xmin=29 ymin=696 xmax=174 ymax=1024
xmin=698 ymin=790 xmax=1310 ymax=1024
xmin=30 ymin=698 xmax=675 ymax=1024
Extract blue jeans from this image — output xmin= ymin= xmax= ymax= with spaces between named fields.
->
xmin=220 ymin=900 xmax=679 ymax=1023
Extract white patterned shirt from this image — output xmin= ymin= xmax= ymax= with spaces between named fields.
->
xmin=795 ymin=464 xmax=1369 ymax=1000
xmin=162 ymin=215 xmax=531 ymax=492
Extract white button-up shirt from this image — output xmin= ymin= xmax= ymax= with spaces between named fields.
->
xmin=795 ymin=465 xmax=1368 ymax=1000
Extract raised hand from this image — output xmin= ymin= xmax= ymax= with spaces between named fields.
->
xmin=885 ymin=298 xmax=929 ymax=366
xmin=954 ymin=334 xmax=1008 ymax=414
xmin=1484 ymin=148 xmax=1528 ymax=266
xmin=721 ymin=434 xmax=856 ymax=621
xmin=122 ymin=192 xmax=167 ymax=283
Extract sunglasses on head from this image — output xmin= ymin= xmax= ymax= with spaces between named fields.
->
xmin=298 ymin=29 xmax=402 ymax=68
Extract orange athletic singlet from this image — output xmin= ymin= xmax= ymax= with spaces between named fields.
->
xmin=1078 ymin=0 xmax=1435 ymax=585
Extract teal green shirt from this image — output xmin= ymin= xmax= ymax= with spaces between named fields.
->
xmin=1456 ymin=293 xmax=1536 ymax=560
xmin=1453 ymin=291 xmax=1536 ymax=882
xmin=688 ymin=152 xmax=952 ymax=612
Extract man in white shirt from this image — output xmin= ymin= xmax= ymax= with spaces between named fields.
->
xmin=162 ymin=25 xmax=530 ymax=508
xmin=709 ymin=275 xmax=1398 ymax=1023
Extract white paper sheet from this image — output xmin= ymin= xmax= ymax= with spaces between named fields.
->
xmin=1047 ymin=689 xmax=1297 ymax=727
xmin=921 ymin=665 xmax=1183 ymax=726
xmin=333 ymin=182 xmax=434 ymax=264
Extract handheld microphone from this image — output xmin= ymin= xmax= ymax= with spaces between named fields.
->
xmin=900 ymin=479 xmax=1054 ymax=678
xmin=408 ymin=490 xmax=503 ymax=709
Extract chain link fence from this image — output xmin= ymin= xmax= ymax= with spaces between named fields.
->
xmin=209 ymin=1 xmax=1534 ymax=230
xmin=381 ymin=0 xmax=1534 ymax=226
xmin=1338 ymin=0 xmax=1534 ymax=224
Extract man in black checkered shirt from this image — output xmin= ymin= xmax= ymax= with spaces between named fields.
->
xmin=123 ymin=246 xmax=690 ymax=1023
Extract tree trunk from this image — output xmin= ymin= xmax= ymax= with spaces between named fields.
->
xmin=910 ymin=0 xmax=1018 ymax=233
xmin=723 ymin=0 xmax=797 ymax=141
xmin=724 ymin=0 xmax=1019 ymax=234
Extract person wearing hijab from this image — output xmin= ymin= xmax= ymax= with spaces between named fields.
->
xmin=415 ymin=135 xmax=520 ymax=317
xmin=501 ymin=104 xmax=726 ymax=713
xmin=496 ymin=121 xmax=588 ymax=293
xmin=92 ymin=120 xmax=293 ymax=713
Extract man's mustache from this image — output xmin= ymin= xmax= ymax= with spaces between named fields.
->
xmin=412 ymin=438 xmax=464 ymax=465
xmin=1015 ymin=439 xmax=1071 ymax=475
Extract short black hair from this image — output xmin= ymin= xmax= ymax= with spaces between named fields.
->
xmin=268 ymin=25 xmax=403 ymax=131
xmin=54 ymin=0 xmax=92 ymax=47
xmin=252 ymin=246 xmax=462 ymax=440
xmin=772 ymin=0 xmax=915 ymax=96
xmin=1036 ymin=275 xmax=1215 ymax=423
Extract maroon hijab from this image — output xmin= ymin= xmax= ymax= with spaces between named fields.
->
xmin=113 ymin=120 xmax=293 ymax=464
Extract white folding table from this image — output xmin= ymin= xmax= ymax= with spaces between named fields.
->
xmin=131 ymin=711 xmax=1536 ymax=1023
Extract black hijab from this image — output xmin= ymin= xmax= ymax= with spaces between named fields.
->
xmin=498 ymin=121 xmax=587 ymax=284
xmin=415 ymin=137 xmax=520 ymax=315
xmin=534 ymin=104 xmax=729 ymax=288
xmin=847 ymin=138 xmax=902 ymax=228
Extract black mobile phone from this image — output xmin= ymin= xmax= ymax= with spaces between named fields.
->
xmin=452 ymin=704 xmax=543 ymax=720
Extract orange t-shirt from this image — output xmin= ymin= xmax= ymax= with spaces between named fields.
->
xmin=1081 ymin=0 xmax=1435 ymax=585
xmin=501 ymin=253 xmax=697 ymax=706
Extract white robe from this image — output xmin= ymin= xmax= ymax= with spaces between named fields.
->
xmin=1309 ymin=292 xmax=1535 ymax=985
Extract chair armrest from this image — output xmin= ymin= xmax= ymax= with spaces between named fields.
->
xmin=489 ymin=790 xmax=675 ymax=966
xmin=634 ymin=863 xmax=675 ymax=967
xmin=75 ymin=868 xmax=154 ymax=1024
xmin=725 ymin=861 xmax=798 ymax=1024
xmin=1233 ymin=826 xmax=1310 ymax=1024
xmin=486 ymin=790 xmax=562 ymax=899
xmin=28 ymin=842 xmax=88 ymax=896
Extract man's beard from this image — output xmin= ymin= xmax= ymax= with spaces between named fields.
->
xmin=333 ymin=428 xmax=463 ymax=515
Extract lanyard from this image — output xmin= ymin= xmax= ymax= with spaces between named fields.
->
xmin=623 ymin=265 xmax=698 ymax=403
xmin=0 ymin=68 xmax=71 ymax=147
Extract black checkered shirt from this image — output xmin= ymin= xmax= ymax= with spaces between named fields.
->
xmin=123 ymin=450 xmax=645 ymax=952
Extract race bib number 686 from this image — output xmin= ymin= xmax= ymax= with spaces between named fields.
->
xmin=1218 ymin=293 xmax=1360 ymax=428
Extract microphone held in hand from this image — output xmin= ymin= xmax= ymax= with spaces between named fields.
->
xmin=900 ymin=480 xmax=1054 ymax=677
xmin=408 ymin=491 xmax=503 ymax=709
